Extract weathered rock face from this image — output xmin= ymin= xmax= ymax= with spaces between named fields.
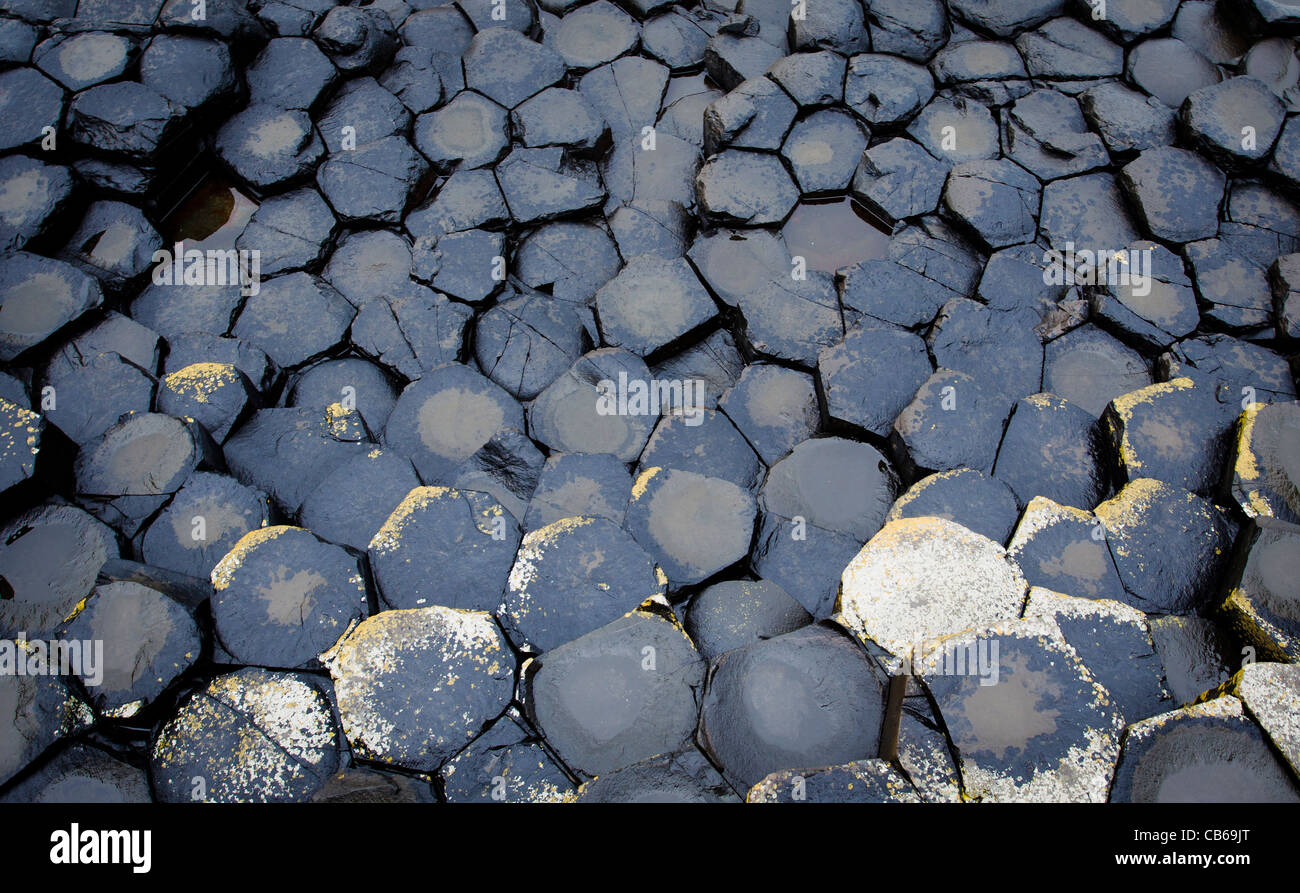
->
xmin=1 ymin=0 xmax=1292 ymax=807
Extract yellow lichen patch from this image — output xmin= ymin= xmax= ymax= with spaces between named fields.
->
xmin=367 ymin=485 xmax=454 ymax=553
xmin=630 ymin=465 xmax=661 ymax=501
xmin=162 ymin=363 xmax=239 ymax=404
xmin=210 ymin=525 xmax=297 ymax=590
xmin=1234 ymin=404 xmax=1263 ymax=481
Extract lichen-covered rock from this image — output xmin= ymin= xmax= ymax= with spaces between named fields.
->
xmin=1219 ymin=516 xmax=1300 ymax=663
xmin=321 ymin=606 xmax=514 ymax=772
xmin=1228 ymin=400 xmax=1300 ymax=523
xmin=747 ymin=759 xmax=920 ymax=803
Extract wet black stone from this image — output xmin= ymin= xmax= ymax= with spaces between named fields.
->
xmin=1230 ymin=400 xmax=1300 ymax=523
xmin=512 ymin=88 xmax=606 ymax=151
xmin=0 ymin=17 xmax=36 ymax=64
xmin=458 ymin=0 xmax=536 ymax=30
xmin=1015 ymin=16 xmax=1122 ymax=80
xmin=780 ymin=109 xmax=867 ymax=195
xmin=749 ymin=503 xmax=861 ymax=617
xmin=1171 ymin=1 xmax=1251 ymax=66
xmin=1007 ymin=497 xmax=1128 ymax=601
xmin=1002 ymin=88 xmax=1108 ymax=181
xmin=577 ymin=748 xmax=740 ymax=802
xmin=650 ymin=328 xmax=745 ymax=412
xmin=973 ymin=243 xmax=1069 ymax=336
xmin=1182 ymin=238 xmax=1272 ymax=331
xmin=0 ymin=68 xmax=64 ymax=152
xmin=163 ymin=335 xmax=277 ymax=395
xmin=640 ymin=408 xmax=761 ymax=493
xmin=401 ymin=6 xmax=473 ymax=54
xmin=440 ymin=709 xmax=575 ymax=802
xmin=466 ymin=28 xmax=566 ymax=111
xmin=311 ymin=767 xmax=436 ymax=803
xmin=524 ymin=451 xmax=632 ymax=532
xmin=1089 ymin=241 xmax=1200 ymax=349
xmin=1220 ymin=516 xmax=1300 ymax=662
xmin=413 ymin=92 xmax=504 ymax=171
xmin=749 ymin=759 xmax=921 ymax=802
xmin=580 ymin=56 xmax=667 ymax=140
xmin=641 ymin=11 xmax=711 ymax=70
xmin=454 ymin=423 xmax=544 ymax=521
xmin=159 ymin=0 xmax=266 ymax=38
xmin=885 ymin=468 xmax=1023 ymax=545
xmin=525 ymin=609 xmax=703 ymax=777
xmin=379 ymin=46 xmax=446 ymax=114
xmin=139 ymin=471 xmax=269 ymax=581
xmin=608 ymin=200 xmax=691 ymax=259
xmin=993 ymin=392 xmax=1108 ymax=510
xmin=1104 ymin=378 xmax=1234 ymax=496
xmin=1110 ymin=697 xmax=1300 ymax=802
xmin=417 ymin=227 xmax=501 ymax=304
xmin=317 ymin=134 xmax=428 ymax=225
xmin=139 ymin=35 xmax=237 ymax=111
xmin=317 ymin=77 xmax=411 ymax=152
xmin=352 ymin=286 xmax=473 ymax=381
xmin=496 ymin=146 xmax=606 ymax=224
xmin=62 ymin=578 xmax=201 ymax=718
xmin=1246 ymin=38 xmax=1300 ymax=112
xmin=287 ymin=358 xmax=396 ymax=437
xmin=659 ymin=74 xmax=722 ymax=147
xmin=817 ymin=323 xmax=931 ymax=439
xmin=1095 ymin=478 xmax=1236 ymax=614
xmin=367 ymin=485 xmax=520 ymax=612
xmin=40 ymin=352 xmax=153 ymax=448
xmin=1181 ymin=76 xmax=1286 ymax=170
xmin=932 ymin=39 xmax=1029 ymax=106
xmin=530 ymin=348 xmax=658 ymax=460
xmin=472 ymin=289 xmax=588 ymax=400
xmin=866 ymin=0 xmax=948 ymax=60
xmin=231 ymin=272 xmax=353 ymax=369
xmin=157 ymin=362 xmax=253 ymax=443
xmin=225 ymin=405 xmax=371 ymax=513
xmin=763 ymin=436 xmax=896 ymax=543
xmin=0 ymin=674 xmax=90 ymax=787
xmin=0 ymin=252 xmax=104 ymax=362
xmin=36 ymin=31 xmax=134 ymax=92
xmin=850 ymin=137 xmax=947 ymax=225
xmin=383 ymin=362 xmax=524 ymax=483
xmin=516 ymin=221 xmax=621 ymax=305
xmin=321 ymin=228 xmax=412 ymax=305
xmin=1041 ymin=330 xmax=1146 ymax=424
xmin=1149 ymin=614 xmax=1235 ymax=706
xmin=1 ymin=744 xmax=151 ymax=803
xmin=705 ymin=33 xmax=784 ymax=90
xmin=890 ymin=368 xmax=1011 ymax=480
xmin=789 ymin=0 xmax=867 ymax=54
xmin=595 ymin=255 xmax=715 ymax=357
xmin=71 ymin=81 xmax=184 ymax=163
xmin=602 ymin=130 xmax=701 ymax=217
xmin=766 ymin=50 xmax=845 ymax=107
xmin=236 ymin=187 xmax=336 ymax=277
xmin=946 ymin=0 xmax=1063 ymax=37
xmin=1078 ymin=81 xmax=1177 ymax=154
xmin=296 ymin=448 xmax=417 ymax=551
xmin=210 ymin=525 xmax=366 ymax=669
xmin=1039 ymin=171 xmax=1140 ymax=252
xmin=246 ymin=37 xmax=337 ymax=110
xmin=684 ymin=579 xmax=809 ymax=660
xmin=215 ymin=104 xmax=325 ymax=190
xmin=625 ymin=466 xmax=756 ymax=586
xmin=843 ymin=53 xmax=935 ymax=127
xmin=840 ymin=220 xmax=982 ymax=328
xmin=943 ymin=158 xmax=1041 ymax=250
xmin=0 ymin=503 xmax=118 ymax=640
xmin=1126 ymin=37 xmax=1221 ymax=108
xmin=254 ymin=0 xmax=334 ymax=37
xmin=313 ymin=4 xmax=397 ymax=73
xmin=1220 ymin=180 xmax=1300 ymax=267
xmin=1161 ymin=333 xmax=1297 ymax=404
xmin=704 ymin=75 xmax=796 ymax=155
xmin=698 ymin=623 xmax=886 ymax=790
xmin=907 ymin=93 xmax=1000 ymax=164
xmin=929 ymin=299 xmax=1043 ymax=405
xmin=547 ymin=0 xmax=639 ymax=70
xmin=151 ymin=668 xmax=341 ymax=802
xmin=75 ymin=412 xmax=216 ymax=536
xmin=0 ymin=395 xmax=40 ymax=493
